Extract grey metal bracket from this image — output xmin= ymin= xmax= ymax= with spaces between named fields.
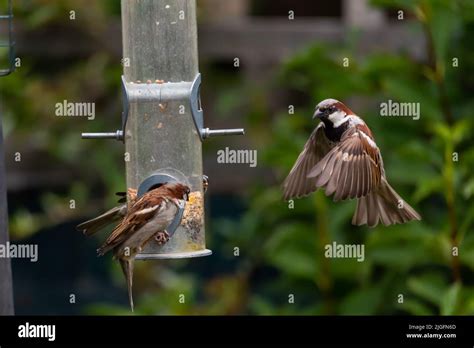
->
xmin=81 ymin=73 xmax=245 ymax=142
xmin=187 ymin=74 xmax=244 ymax=140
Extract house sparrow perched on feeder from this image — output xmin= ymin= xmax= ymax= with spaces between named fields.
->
xmin=76 ymin=188 xmax=137 ymax=236
xmin=77 ymin=175 xmax=208 ymax=236
xmin=283 ymin=98 xmax=421 ymax=227
xmin=97 ymin=182 xmax=190 ymax=311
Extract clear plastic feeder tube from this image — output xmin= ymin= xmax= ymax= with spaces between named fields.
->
xmin=121 ymin=0 xmax=210 ymax=259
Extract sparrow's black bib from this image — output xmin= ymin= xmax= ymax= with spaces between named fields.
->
xmin=322 ymin=119 xmax=348 ymax=142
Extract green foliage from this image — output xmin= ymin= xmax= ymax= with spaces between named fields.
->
xmin=5 ymin=0 xmax=474 ymax=315
xmin=202 ymin=0 xmax=474 ymax=315
xmin=4 ymin=1 xmax=125 ymax=239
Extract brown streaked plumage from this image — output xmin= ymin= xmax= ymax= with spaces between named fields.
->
xmin=76 ymin=188 xmax=137 ymax=236
xmin=78 ymin=182 xmax=190 ymax=311
xmin=283 ymin=98 xmax=421 ymax=227
xmin=98 ymin=182 xmax=190 ymax=311
xmin=97 ymin=183 xmax=189 ymax=256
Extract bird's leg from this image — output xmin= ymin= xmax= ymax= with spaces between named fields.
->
xmin=154 ymin=230 xmax=170 ymax=245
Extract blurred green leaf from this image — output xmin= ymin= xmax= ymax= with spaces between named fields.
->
xmin=440 ymin=282 xmax=461 ymax=315
xmin=413 ymin=176 xmax=444 ymax=202
xmin=339 ymin=286 xmax=383 ymax=315
xmin=426 ymin=1 xmax=460 ymax=68
xmin=400 ymin=299 xmax=435 ymax=315
xmin=264 ymin=223 xmax=318 ymax=281
xmin=407 ymin=273 xmax=448 ymax=307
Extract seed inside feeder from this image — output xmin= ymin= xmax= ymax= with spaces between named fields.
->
xmin=181 ymin=191 xmax=204 ymax=242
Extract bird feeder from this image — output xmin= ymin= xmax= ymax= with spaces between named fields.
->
xmin=82 ymin=0 xmax=244 ymax=259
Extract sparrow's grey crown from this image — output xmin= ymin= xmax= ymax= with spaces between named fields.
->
xmin=316 ymin=98 xmax=341 ymax=110
xmin=313 ymin=98 xmax=343 ymax=120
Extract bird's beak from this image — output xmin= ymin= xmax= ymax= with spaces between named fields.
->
xmin=313 ymin=108 xmax=323 ymax=120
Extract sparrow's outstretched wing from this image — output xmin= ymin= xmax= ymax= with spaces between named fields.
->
xmin=283 ymin=123 xmax=333 ymax=200
xmin=97 ymin=193 xmax=168 ymax=256
xmin=307 ymin=125 xmax=383 ymax=201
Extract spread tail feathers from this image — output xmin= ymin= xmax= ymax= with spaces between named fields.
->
xmin=352 ymin=179 xmax=421 ymax=227
xmin=120 ymin=258 xmax=135 ymax=312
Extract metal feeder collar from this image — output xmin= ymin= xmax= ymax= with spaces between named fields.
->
xmin=82 ymin=73 xmax=245 ymax=142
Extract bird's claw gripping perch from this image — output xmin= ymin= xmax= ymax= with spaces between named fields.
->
xmin=154 ymin=230 xmax=170 ymax=245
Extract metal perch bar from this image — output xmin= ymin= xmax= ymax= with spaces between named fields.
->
xmin=203 ymin=128 xmax=245 ymax=138
xmin=81 ymin=131 xmax=123 ymax=140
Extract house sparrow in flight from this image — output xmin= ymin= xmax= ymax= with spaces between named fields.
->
xmin=76 ymin=188 xmax=137 ymax=236
xmin=283 ymin=98 xmax=421 ymax=227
